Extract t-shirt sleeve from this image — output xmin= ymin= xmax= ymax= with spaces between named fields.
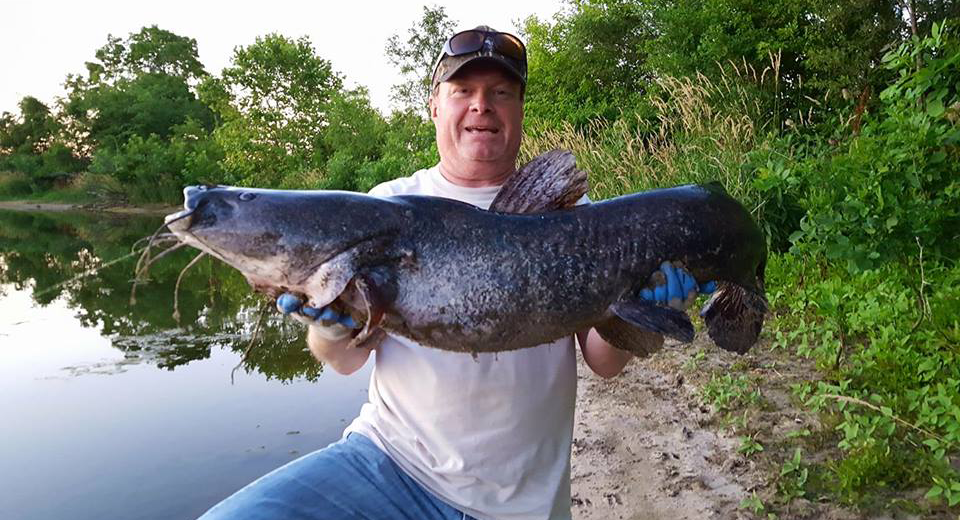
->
xmin=368 ymin=182 xmax=395 ymax=197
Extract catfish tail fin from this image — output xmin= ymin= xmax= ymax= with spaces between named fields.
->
xmin=699 ymin=281 xmax=768 ymax=354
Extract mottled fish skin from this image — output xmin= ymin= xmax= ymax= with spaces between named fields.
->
xmin=165 ymin=181 xmax=767 ymax=355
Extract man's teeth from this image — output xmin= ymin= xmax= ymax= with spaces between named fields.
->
xmin=466 ymin=126 xmax=497 ymax=133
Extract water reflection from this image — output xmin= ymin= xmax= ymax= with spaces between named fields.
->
xmin=0 ymin=209 xmax=320 ymax=381
xmin=0 ymin=209 xmax=371 ymax=520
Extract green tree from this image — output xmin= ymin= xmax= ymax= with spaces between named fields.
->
xmin=0 ymin=97 xmax=85 ymax=181
xmin=62 ymin=26 xmax=212 ymax=154
xmin=210 ymin=34 xmax=343 ymax=186
xmin=316 ymin=89 xmax=438 ymax=192
xmin=644 ymin=0 xmax=959 ymax=120
xmin=0 ymin=97 xmax=59 ymax=158
xmin=385 ymin=5 xmax=458 ymax=113
xmin=522 ymin=0 xmax=654 ymax=128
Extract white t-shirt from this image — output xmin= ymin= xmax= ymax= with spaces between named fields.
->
xmin=343 ymin=164 xmax=577 ymax=520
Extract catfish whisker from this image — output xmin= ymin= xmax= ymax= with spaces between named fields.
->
xmin=134 ymin=211 xmax=193 ymax=278
xmin=130 ymin=233 xmax=178 ymax=253
xmin=136 ymin=242 xmax=189 ymax=279
xmin=131 ymin=212 xmax=192 ymax=305
xmin=231 ymin=298 xmax=273 ymax=385
xmin=172 ymin=252 xmax=207 ymax=326
xmin=34 ymin=249 xmax=143 ymax=298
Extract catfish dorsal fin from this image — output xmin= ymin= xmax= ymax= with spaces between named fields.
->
xmin=489 ymin=149 xmax=589 ymax=213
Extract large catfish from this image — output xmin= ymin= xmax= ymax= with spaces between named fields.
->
xmin=164 ymin=150 xmax=767 ymax=357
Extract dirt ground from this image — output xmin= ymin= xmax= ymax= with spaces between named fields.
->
xmin=569 ymin=335 xmax=762 ymax=520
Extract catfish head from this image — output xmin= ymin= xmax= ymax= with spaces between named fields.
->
xmin=165 ymin=185 xmax=405 ymax=308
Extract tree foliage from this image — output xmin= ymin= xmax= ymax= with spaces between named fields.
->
xmin=62 ymin=25 xmax=212 ymax=153
xmin=522 ymin=0 xmax=653 ymax=128
xmin=385 ymin=4 xmax=457 ymax=113
xmin=0 ymin=97 xmax=85 ymax=182
xmin=210 ymin=34 xmax=343 ymax=186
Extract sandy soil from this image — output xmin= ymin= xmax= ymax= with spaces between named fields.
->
xmin=569 ymin=335 xmax=761 ymax=520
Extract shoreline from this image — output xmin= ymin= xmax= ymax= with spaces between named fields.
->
xmin=0 ymin=199 xmax=176 ymax=215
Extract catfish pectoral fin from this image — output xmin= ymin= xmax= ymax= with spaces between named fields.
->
xmin=350 ymin=271 xmax=397 ymax=346
xmin=595 ymin=318 xmax=665 ymax=358
xmin=700 ymin=282 xmax=768 ymax=354
xmin=610 ymin=300 xmax=695 ymax=343
xmin=348 ymin=327 xmax=386 ymax=350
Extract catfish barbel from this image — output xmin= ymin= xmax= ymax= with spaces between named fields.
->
xmin=163 ymin=151 xmax=767 ymax=356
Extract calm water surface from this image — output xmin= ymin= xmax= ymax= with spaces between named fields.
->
xmin=0 ymin=209 xmax=372 ymax=520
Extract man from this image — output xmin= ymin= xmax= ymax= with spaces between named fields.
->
xmin=201 ymin=26 xmax=709 ymax=520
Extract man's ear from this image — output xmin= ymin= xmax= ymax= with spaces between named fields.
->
xmin=429 ymin=95 xmax=439 ymax=121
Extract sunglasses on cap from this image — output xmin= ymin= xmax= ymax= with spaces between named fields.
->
xmin=441 ymin=29 xmax=526 ymax=61
xmin=432 ymin=29 xmax=527 ymax=89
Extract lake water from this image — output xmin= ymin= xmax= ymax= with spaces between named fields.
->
xmin=0 ymin=209 xmax=372 ymax=520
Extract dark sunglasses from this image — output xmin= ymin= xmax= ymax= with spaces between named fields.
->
xmin=441 ymin=29 xmax=526 ymax=62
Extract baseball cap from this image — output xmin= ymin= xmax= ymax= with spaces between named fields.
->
xmin=431 ymin=26 xmax=527 ymax=91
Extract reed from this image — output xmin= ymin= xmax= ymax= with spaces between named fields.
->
xmin=521 ymin=51 xmax=785 ymax=210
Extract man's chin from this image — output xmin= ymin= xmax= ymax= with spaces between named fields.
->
xmin=458 ymin=144 xmax=508 ymax=162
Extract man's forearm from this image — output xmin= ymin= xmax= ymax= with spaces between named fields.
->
xmin=578 ymin=328 xmax=632 ymax=379
xmin=306 ymin=326 xmax=373 ymax=375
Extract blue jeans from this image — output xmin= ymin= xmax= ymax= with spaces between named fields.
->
xmin=198 ymin=433 xmax=474 ymax=520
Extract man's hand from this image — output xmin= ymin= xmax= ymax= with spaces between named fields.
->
xmin=640 ymin=261 xmax=716 ymax=310
xmin=276 ymin=293 xmax=359 ymax=340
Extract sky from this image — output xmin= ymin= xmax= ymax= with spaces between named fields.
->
xmin=1 ymin=0 xmax=565 ymax=116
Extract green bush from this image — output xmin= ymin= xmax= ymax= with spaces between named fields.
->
xmin=0 ymin=171 xmax=33 ymax=197
xmin=89 ymin=118 xmax=223 ymax=203
xmin=790 ymin=22 xmax=960 ymax=270
xmin=767 ymin=254 xmax=960 ymax=506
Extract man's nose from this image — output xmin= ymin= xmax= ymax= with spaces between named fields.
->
xmin=469 ymin=91 xmax=493 ymax=113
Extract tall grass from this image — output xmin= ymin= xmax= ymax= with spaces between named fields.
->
xmin=520 ymin=52 xmax=784 ymax=207
xmin=0 ymin=171 xmax=33 ymax=198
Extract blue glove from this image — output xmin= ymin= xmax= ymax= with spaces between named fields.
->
xmin=276 ymin=293 xmax=359 ymax=329
xmin=640 ymin=261 xmax=716 ymax=310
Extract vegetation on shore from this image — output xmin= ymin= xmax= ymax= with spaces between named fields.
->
xmin=2 ymin=1 xmax=958 ymax=516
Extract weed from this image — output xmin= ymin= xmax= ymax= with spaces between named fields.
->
xmin=778 ymin=448 xmax=809 ymax=501
xmin=739 ymin=492 xmax=766 ymax=514
xmin=683 ymin=348 xmax=707 ymax=371
xmin=700 ymin=373 xmax=763 ymax=412
xmin=738 ymin=435 xmax=765 ymax=456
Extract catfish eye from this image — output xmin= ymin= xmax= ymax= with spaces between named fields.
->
xmin=238 ymin=192 xmax=256 ymax=201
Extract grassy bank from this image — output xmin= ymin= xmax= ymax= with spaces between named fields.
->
xmin=0 ymin=171 xmax=126 ymax=205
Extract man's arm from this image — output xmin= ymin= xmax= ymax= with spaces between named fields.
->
xmin=576 ymin=262 xmax=717 ymax=378
xmin=577 ymin=329 xmax=632 ymax=378
xmin=306 ymin=327 xmax=376 ymax=375
xmin=277 ymin=293 xmax=378 ymax=375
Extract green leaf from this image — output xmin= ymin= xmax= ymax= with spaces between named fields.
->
xmin=925 ymin=485 xmax=943 ymax=499
xmin=927 ymin=98 xmax=945 ymax=117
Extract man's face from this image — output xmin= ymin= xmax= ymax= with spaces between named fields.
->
xmin=430 ymin=63 xmax=524 ymax=177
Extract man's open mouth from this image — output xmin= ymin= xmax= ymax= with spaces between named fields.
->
xmin=465 ymin=126 xmax=499 ymax=134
